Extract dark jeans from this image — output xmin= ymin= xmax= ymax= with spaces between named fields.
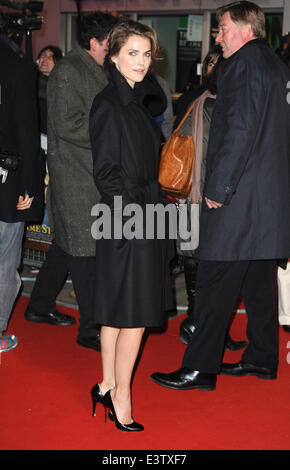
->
xmin=28 ymin=241 xmax=97 ymax=337
xmin=182 ymin=259 xmax=278 ymax=373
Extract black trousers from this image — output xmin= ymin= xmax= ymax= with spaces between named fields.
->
xmin=182 ymin=259 xmax=278 ymax=373
xmin=28 ymin=241 xmax=97 ymax=337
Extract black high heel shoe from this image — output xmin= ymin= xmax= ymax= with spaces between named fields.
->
xmin=91 ymin=383 xmax=105 ymax=417
xmin=103 ymin=390 xmax=144 ymax=432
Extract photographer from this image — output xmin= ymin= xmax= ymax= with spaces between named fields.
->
xmin=0 ymin=32 xmax=42 ymax=352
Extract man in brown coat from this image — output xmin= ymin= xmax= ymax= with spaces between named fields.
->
xmin=24 ymin=12 xmax=117 ymax=351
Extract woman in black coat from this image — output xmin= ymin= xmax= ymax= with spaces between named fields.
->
xmin=89 ymin=19 xmax=173 ymax=432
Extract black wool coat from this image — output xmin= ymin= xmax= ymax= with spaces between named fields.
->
xmin=196 ymin=39 xmax=290 ymax=261
xmin=0 ymin=39 xmax=43 ymax=223
xmin=89 ymin=66 xmax=174 ymax=328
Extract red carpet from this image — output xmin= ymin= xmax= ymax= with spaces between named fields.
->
xmin=1 ymin=296 xmax=289 ymax=451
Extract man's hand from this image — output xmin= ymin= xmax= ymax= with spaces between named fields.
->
xmin=205 ymin=197 xmax=223 ymax=209
xmin=17 ymin=193 xmax=34 ymax=211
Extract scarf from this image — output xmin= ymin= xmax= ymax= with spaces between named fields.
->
xmin=189 ymin=89 xmax=215 ymax=203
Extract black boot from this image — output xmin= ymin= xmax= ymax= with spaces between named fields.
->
xmin=77 ymin=324 xmax=101 ymax=352
xmin=180 ymin=258 xmax=198 ymax=344
xmin=180 ymin=259 xmax=247 ymax=351
xmin=170 ymin=255 xmax=185 ymax=275
xmin=225 ymin=334 xmax=248 ymax=351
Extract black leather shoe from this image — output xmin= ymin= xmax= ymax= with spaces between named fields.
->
xmin=25 ymin=306 xmax=76 ymax=326
xmin=221 ymin=361 xmax=277 ymax=379
xmin=179 ymin=317 xmax=197 ymax=344
xmin=225 ymin=335 xmax=248 ymax=351
xmin=77 ymin=335 xmax=100 ymax=352
xmin=180 ymin=321 xmax=248 ymax=352
xmin=151 ymin=368 xmax=216 ymax=391
xmin=282 ymin=325 xmax=290 ymax=333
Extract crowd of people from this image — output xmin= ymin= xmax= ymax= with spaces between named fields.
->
xmin=0 ymin=1 xmax=290 ymax=433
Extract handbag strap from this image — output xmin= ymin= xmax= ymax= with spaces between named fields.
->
xmin=175 ymin=97 xmax=199 ymax=132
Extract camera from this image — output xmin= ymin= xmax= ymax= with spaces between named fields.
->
xmin=0 ymin=149 xmax=21 ymax=170
xmin=0 ymin=1 xmax=44 ymax=58
xmin=0 ymin=1 xmax=44 ymax=33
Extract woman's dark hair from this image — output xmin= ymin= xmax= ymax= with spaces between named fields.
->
xmin=107 ymin=18 xmax=159 ymax=63
xmin=37 ymin=45 xmax=63 ymax=63
xmin=78 ymin=11 xmax=118 ymax=49
xmin=201 ymin=46 xmax=223 ymax=94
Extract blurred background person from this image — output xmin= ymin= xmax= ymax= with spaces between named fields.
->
xmin=37 ymin=45 xmax=63 ymax=142
xmin=0 ymin=31 xmax=42 ymax=352
xmin=277 ymin=261 xmax=290 ymax=333
xmin=276 ymin=32 xmax=290 ymax=67
xmin=173 ymin=60 xmax=205 ymax=128
xmin=154 ymin=73 xmax=174 ymax=142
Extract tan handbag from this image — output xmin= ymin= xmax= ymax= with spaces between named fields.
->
xmin=158 ymin=99 xmax=197 ymax=198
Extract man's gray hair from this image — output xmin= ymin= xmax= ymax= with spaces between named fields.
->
xmin=217 ymin=1 xmax=266 ymax=39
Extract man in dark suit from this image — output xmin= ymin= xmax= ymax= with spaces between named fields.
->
xmin=151 ymin=1 xmax=290 ymax=390
xmin=0 ymin=33 xmax=42 ymax=352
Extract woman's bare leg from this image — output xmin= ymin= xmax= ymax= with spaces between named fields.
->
xmin=98 ymin=325 xmax=120 ymax=395
xmin=111 ymin=327 xmax=145 ymax=424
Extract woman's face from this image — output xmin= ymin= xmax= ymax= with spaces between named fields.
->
xmin=111 ymin=34 xmax=152 ymax=88
xmin=206 ymin=54 xmax=220 ymax=76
